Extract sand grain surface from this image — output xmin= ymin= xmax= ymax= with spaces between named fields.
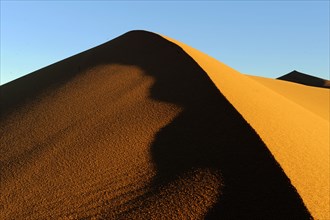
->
xmin=1 ymin=31 xmax=315 ymax=219
xmin=164 ymin=35 xmax=329 ymax=219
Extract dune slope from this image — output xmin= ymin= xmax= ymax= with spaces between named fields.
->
xmin=248 ymin=75 xmax=329 ymax=121
xmin=164 ymin=35 xmax=329 ymax=220
xmin=1 ymin=31 xmax=311 ymax=219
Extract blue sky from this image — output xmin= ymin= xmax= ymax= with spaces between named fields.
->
xmin=1 ymin=1 xmax=329 ymax=85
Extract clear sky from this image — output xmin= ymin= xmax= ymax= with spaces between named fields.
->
xmin=1 ymin=1 xmax=329 ymax=85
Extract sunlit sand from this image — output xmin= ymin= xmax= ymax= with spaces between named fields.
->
xmin=164 ymin=35 xmax=329 ymax=220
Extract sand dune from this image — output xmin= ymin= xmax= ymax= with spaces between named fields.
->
xmin=278 ymin=70 xmax=330 ymax=88
xmin=248 ymin=75 xmax=329 ymax=121
xmin=164 ymin=35 xmax=329 ymax=219
xmin=0 ymin=30 xmax=325 ymax=219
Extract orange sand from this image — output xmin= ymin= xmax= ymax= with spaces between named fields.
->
xmin=0 ymin=30 xmax=319 ymax=219
xmin=163 ymin=35 xmax=329 ymax=219
xmin=248 ymin=75 xmax=329 ymax=121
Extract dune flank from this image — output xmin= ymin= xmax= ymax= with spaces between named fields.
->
xmin=0 ymin=30 xmax=319 ymax=219
xmin=248 ymin=75 xmax=329 ymax=121
xmin=163 ymin=35 xmax=329 ymax=219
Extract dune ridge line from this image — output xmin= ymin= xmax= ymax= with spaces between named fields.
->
xmin=161 ymin=34 xmax=329 ymax=220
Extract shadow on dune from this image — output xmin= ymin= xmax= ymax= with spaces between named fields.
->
xmin=117 ymin=31 xmax=311 ymax=219
xmin=0 ymin=31 xmax=312 ymax=219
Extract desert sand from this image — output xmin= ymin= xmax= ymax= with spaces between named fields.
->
xmin=164 ymin=35 xmax=329 ymax=220
xmin=0 ymin=30 xmax=327 ymax=219
xmin=248 ymin=75 xmax=329 ymax=121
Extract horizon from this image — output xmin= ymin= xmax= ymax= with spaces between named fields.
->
xmin=1 ymin=1 xmax=329 ymax=85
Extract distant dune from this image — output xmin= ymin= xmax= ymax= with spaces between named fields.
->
xmin=278 ymin=70 xmax=330 ymax=88
xmin=1 ymin=30 xmax=327 ymax=219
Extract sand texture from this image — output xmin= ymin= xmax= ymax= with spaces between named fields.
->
xmin=163 ymin=35 xmax=329 ymax=220
xmin=0 ymin=30 xmax=322 ymax=219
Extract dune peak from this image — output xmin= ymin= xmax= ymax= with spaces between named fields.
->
xmin=278 ymin=70 xmax=330 ymax=88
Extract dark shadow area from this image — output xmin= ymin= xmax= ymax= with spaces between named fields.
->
xmin=278 ymin=70 xmax=330 ymax=89
xmin=1 ymin=30 xmax=312 ymax=219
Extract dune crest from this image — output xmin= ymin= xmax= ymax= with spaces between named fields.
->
xmin=278 ymin=70 xmax=330 ymax=89
xmin=163 ymin=35 xmax=329 ymax=219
